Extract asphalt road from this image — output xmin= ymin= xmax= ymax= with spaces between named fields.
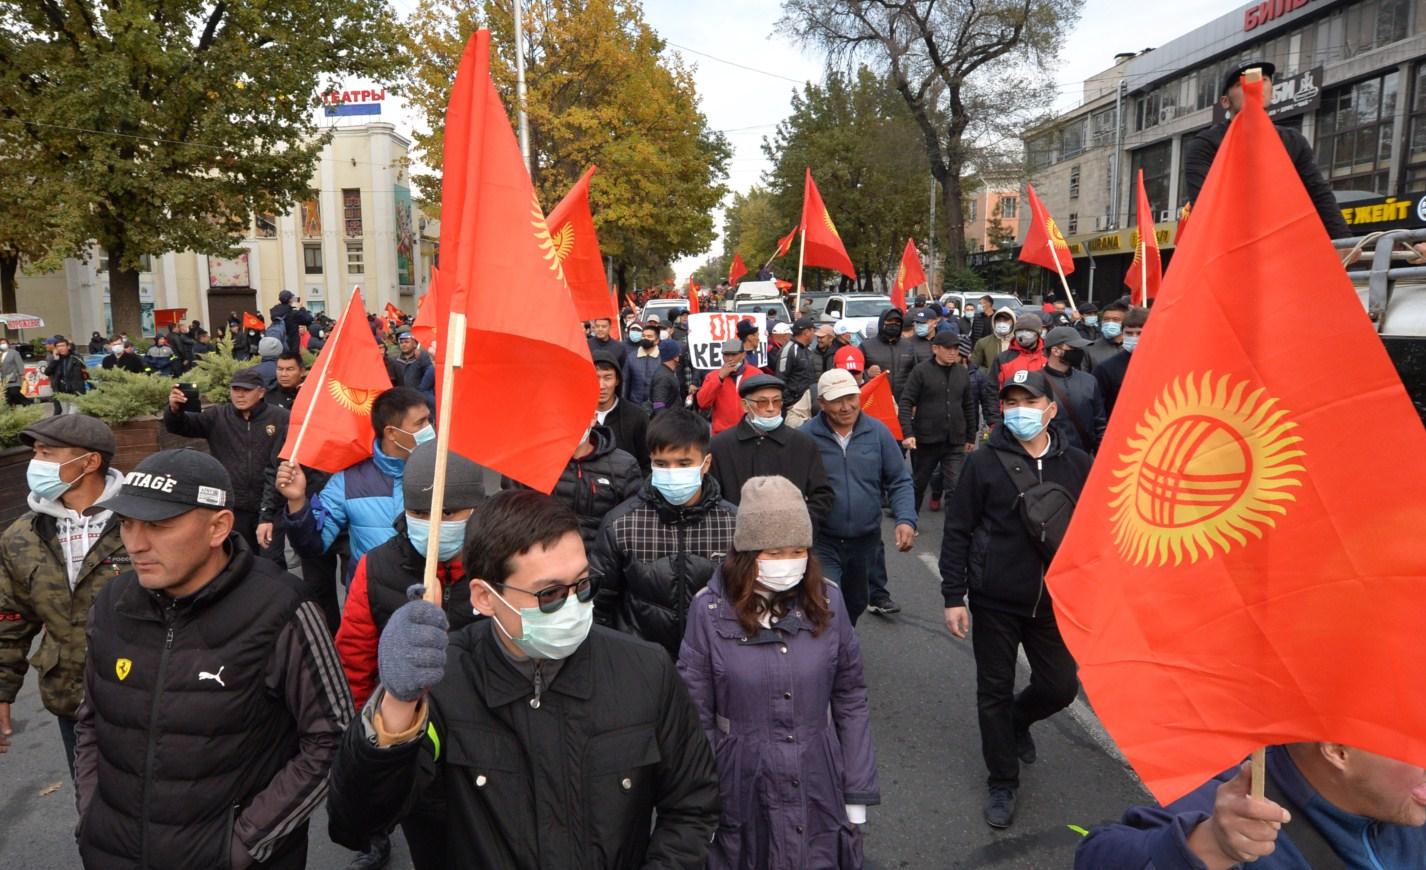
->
xmin=0 ymin=507 xmax=1149 ymax=869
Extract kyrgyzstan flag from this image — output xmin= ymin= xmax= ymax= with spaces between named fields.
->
xmin=279 ymin=288 xmax=392 ymax=472
xmin=384 ymin=301 xmax=404 ymax=322
xmin=801 ymin=169 xmax=856 ymax=279
xmin=547 ymin=165 xmax=618 ymax=328
xmin=686 ymin=278 xmax=700 ymax=314
xmin=242 ymin=311 xmax=264 ymax=332
xmin=891 ymin=237 xmax=925 ymax=311
xmin=773 ymin=226 xmax=797 ymax=259
xmin=1124 ymin=169 xmax=1163 ymax=306
xmin=1018 ymin=184 xmax=1074 ymax=276
xmin=434 ymin=30 xmax=598 ymax=493
xmin=859 ymin=371 xmax=902 ymax=441
xmin=411 ymin=271 xmax=439 ymax=348
xmin=1047 ymin=76 xmax=1426 ymax=804
xmin=728 ymin=252 xmax=748 ymax=286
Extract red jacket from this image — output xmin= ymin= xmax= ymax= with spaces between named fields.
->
xmin=989 ymin=341 xmax=1047 ymax=388
xmin=697 ymin=364 xmax=757 ymax=434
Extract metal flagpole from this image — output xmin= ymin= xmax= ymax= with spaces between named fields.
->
xmin=513 ymin=0 xmax=531 ymax=173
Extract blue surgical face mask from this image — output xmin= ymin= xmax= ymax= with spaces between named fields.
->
xmin=914 ymin=323 xmax=930 ymax=338
xmin=484 ymin=581 xmax=594 ymax=660
xmin=1084 ymin=316 xmax=1099 ymax=326
xmin=749 ymin=413 xmax=783 ymax=432
xmin=651 ymin=465 xmax=703 ymax=505
xmin=393 ymin=424 xmax=435 ymax=453
xmin=27 ymin=454 xmax=92 ymax=502
xmin=1003 ymin=406 xmax=1048 ymax=441
xmin=1100 ymin=321 xmax=1122 ymax=339
xmin=406 ymin=514 xmax=467 ymax=562
xmin=1121 ymin=335 xmax=1140 ymax=353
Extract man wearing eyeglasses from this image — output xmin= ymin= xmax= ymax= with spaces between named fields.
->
xmin=708 ymin=373 xmax=834 ymax=529
xmin=328 ymin=490 xmax=720 ymax=869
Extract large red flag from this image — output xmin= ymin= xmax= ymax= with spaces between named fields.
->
xmin=1124 ymin=169 xmax=1163 ymax=306
xmin=774 ymin=226 xmax=797 ymax=259
xmin=728 ymin=252 xmax=748 ymax=286
xmin=859 ymin=372 xmax=902 ymax=441
xmin=242 ymin=311 xmax=264 ymax=332
xmin=891 ymin=237 xmax=925 ymax=311
xmin=800 ymin=169 xmax=856 ymax=279
xmin=1018 ymin=184 xmax=1075 ymax=276
xmin=435 ymin=30 xmax=598 ymax=494
xmin=1047 ymin=77 xmax=1426 ymax=804
xmin=279 ymin=288 xmax=392 ymax=472
xmin=411 ymin=271 xmax=439 ymax=348
xmin=547 ymin=165 xmax=618 ymax=328
xmin=686 ymin=278 xmax=700 ymax=315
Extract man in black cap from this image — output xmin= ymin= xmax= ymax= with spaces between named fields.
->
xmin=1041 ymin=326 xmax=1106 ymax=454
xmin=736 ymin=318 xmax=764 ymax=368
xmin=0 ymin=414 xmax=127 ymax=774
xmin=270 ymin=289 xmax=314 ymax=354
xmin=939 ymin=369 xmax=1091 ymax=830
xmin=166 ymin=367 xmax=289 ymax=558
xmin=695 ymin=338 xmax=752 ymax=434
xmin=390 ymin=327 xmax=433 ymax=399
xmin=708 ymin=373 xmax=833 ymax=527
xmin=898 ymin=330 xmax=978 ymax=514
xmin=1184 ymin=60 xmax=1350 ymax=238
xmin=861 ymin=308 xmax=917 ymax=397
xmin=72 ymin=449 xmax=353 ymax=869
xmin=592 ymin=349 xmax=650 ymax=475
xmin=775 ymin=316 xmax=818 ymax=407
xmin=909 ymin=308 xmax=940 ymax=365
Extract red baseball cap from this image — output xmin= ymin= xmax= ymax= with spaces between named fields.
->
xmin=834 ymin=346 xmax=864 ymax=372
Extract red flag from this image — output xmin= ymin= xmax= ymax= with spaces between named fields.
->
xmin=858 ymin=372 xmax=902 ymax=441
xmin=1124 ymin=170 xmax=1163 ymax=305
xmin=800 ymin=169 xmax=856 ymax=279
xmin=774 ymin=226 xmax=797 ymax=259
xmin=435 ymin=30 xmax=598 ymax=494
xmin=242 ymin=311 xmax=263 ymax=332
xmin=728 ymin=252 xmax=748 ymax=286
xmin=279 ymin=289 xmax=392 ymax=472
xmin=412 ymin=272 xmax=439 ymax=348
xmin=1174 ymin=201 xmax=1192 ymax=245
xmin=1047 ymin=76 xmax=1426 ymax=804
xmin=384 ymin=301 xmax=403 ymax=322
xmin=547 ymin=165 xmax=618 ymax=328
xmin=891 ymin=238 xmax=925 ymax=311
xmin=685 ymin=278 xmax=701 ymax=315
xmin=1018 ymin=184 xmax=1075 ymax=276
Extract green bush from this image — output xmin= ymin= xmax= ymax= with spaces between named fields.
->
xmin=71 ymin=368 xmax=176 ymax=425
xmin=0 ymin=404 xmax=48 ymax=448
xmin=189 ymin=335 xmax=246 ymax=402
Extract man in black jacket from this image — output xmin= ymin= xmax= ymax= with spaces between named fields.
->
xmin=1041 ymin=327 xmax=1106 ymax=454
xmin=592 ymin=350 xmax=651 ymax=474
xmin=74 ymin=449 xmax=353 ymax=869
xmin=899 ymin=331 xmax=978 ymax=513
xmin=1093 ymin=305 xmax=1147 ymax=420
xmin=775 ymin=317 xmax=818 ymax=406
xmin=591 ymin=409 xmax=737 ymax=658
xmin=45 ymin=337 xmax=87 ymax=409
xmin=327 ymin=490 xmax=720 ymax=869
xmin=264 ymin=351 xmax=304 ymax=410
xmin=708 ymin=374 xmax=834 ymax=528
xmin=503 ymin=425 xmax=642 ymax=550
xmin=269 ymin=290 xmax=314 ymax=354
xmin=1184 ymin=61 xmax=1350 ymax=239
xmin=939 ymin=370 xmax=1091 ymax=831
xmin=968 ymin=295 xmax=995 ymax=345
xmin=165 ymin=367 xmax=288 ymax=557
xmin=100 ymin=339 xmax=145 ymax=374
xmin=860 ymin=308 xmax=918 ymax=398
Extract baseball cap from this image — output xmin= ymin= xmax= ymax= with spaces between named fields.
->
xmin=792 ymin=317 xmax=816 ymax=333
xmin=1045 ymin=326 xmax=1090 ymax=349
xmin=834 ymin=345 xmax=864 ymax=372
xmin=998 ymin=369 xmax=1051 ymax=400
xmin=913 ymin=309 xmax=936 ymax=324
xmin=931 ymin=330 xmax=960 ymax=349
xmin=771 ymin=322 xmax=793 ymax=336
xmin=833 ymin=320 xmax=854 ymax=336
xmin=735 ymin=320 xmax=759 ymax=339
xmin=279 ymin=289 xmax=295 ymax=303
xmin=230 ymin=368 xmax=265 ymax=390
xmin=1222 ymin=60 xmax=1275 ymax=96
xmin=738 ymin=373 xmax=785 ymax=397
xmin=90 ymin=449 xmax=234 ymax=521
xmin=719 ymin=338 xmax=744 ymax=355
xmin=818 ymin=369 xmax=860 ymax=402
xmin=20 ymin=413 xmax=117 ymax=458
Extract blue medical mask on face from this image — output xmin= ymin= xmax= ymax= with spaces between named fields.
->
xmin=1003 ymin=407 xmax=1048 ymax=441
xmin=914 ymin=323 xmax=930 ymax=338
xmin=1121 ymin=335 xmax=1140 ymax=353
xmin=651 ymin=465 xmax=703 ymax=505
xmin=1100 ymin=321 xmax=1122 ymax=339
xmin=406 ymin=514 xmax=467 ymax=561
xmin=484 ymin=581 xmax=594 ymax=661
xmin=749 ymin=413 xmax=783 ymax=432
xmin=27 ymin=454 xmax=92 ymax=502
xmin=1085 ymin=315 xmax=1099 ymax=326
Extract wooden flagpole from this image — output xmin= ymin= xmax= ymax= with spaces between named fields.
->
xmin=287 ymin=286 xmax=357 ymax=469
xmin=1139 ymin=236 xmax=1149 ymax=307
xmin=1251 ymin=747 xmax=1267 ymax=799
xmin=1047 ymin=240 xmax=1079 ymax=315
xmin=794 ymin=226 xmax=807 ymax=319
xmin=422 ymin=309 xmax=468 ymax=605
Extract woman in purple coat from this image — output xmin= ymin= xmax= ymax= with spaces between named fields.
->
xmin=678 ymin=475 xmax=880 ymax=869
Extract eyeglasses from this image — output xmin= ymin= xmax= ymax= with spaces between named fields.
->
xmin=505 ymin=577 xmax=594 ymax=613
xmin=746 ymin=397 xmax=783 ymax=410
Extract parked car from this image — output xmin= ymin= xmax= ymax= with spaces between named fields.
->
xmin=731 ymin=299 xmax=791 ymax=323
xmin=816 ymin=294 xmax=894 ymax=335
xmin=939 ymin=291 xmax=1023 ymax=315
xmin=639 ymin=298 xmax=688 ymax=325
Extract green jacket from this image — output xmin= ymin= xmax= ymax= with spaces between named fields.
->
xmin=0 ymin=486 xmax=129 ymax=718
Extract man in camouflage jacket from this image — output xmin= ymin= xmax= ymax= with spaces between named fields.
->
xmin=0 ymin=414 xmax=129 ymax=775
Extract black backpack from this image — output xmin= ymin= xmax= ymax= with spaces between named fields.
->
xmin=993 ymin=446 xmax=1077 ymax=566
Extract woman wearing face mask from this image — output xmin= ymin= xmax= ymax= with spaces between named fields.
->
xmin=679 ymin=475 xmax=880 ymax=869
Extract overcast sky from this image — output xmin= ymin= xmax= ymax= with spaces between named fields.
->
xmin=378 ymin=0 xmax=1242 ymax=280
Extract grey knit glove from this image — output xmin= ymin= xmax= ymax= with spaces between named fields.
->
xmin=377 ymin=584 xmax=449 ymax=702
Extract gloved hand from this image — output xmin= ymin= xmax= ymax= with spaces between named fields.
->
xmin=377 ymin=584 xmax=449 ymax=702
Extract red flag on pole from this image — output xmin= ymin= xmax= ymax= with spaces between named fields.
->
xmin=242 ymin=311 xmax=264 ymax=332
xmin=1018 ymin=184 xmax=1075 ymax=276
xmin=279 ymin=288 xmax=392 ymax=473
xmin=800 ymin=169 xmax=856 ymax=279
xmin=546 ymin=165 xmax=617 ymax=328
xmin=1047 ymin=75 xmax=1426 ymax=804
xmin=686 ymin=278 xmax=701 ymax=315
xmin=859 ymin=372 xmax=902 ymax=441
xmin=411 ymin=272 xmax=438 ymax=348
xmin=774 ymin=227 xmax=797 ymax=259
xmin=384 ymin=302 xmax=403 ymax=322
xmin=1124 ymin=170 xmax=1163 ymax=306
xmin=434 ymin=30 xmax=598 ymax=494
xmin=729 ymin=252 xmax=748 ymax=286
xmin=891 ymin=238 xmax=926 ymax=311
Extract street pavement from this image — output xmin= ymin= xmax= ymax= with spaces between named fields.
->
xmin=0 ymin=503 xmax=1148 ymax=869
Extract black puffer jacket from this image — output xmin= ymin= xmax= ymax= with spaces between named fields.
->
xmin=897 ymin=359 xmax=977 ymax=445
xmin=859 ymin=309 xmax=918 ymax=397
xmin=590 ymin=477 xmax=738 ymax=658
xmin=164 ymin=400 xmax=289 ymax=512
xmin=503 ymin=426 xmax=643 ymax=549
xmin=774 ymin=338 xmax=817 ymax=405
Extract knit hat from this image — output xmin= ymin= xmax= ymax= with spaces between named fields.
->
xmin=657 ymin=339 xmax=683 ymax=362
xmin=733 ymin=476 xmax=813 ymax=552
xmin=258 ymin=336 xmax=283 ymax=360
xmin=404 ymin=442 xmax=486 ymax=512
xmin=1013 ymin=313 xmax=1043 ymax=333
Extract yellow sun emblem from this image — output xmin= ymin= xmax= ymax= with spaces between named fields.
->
xmin=1047 ymin=218 xmax=1068 ymax=249
xmin=1108 ymin=372 xmax=1306 ymax=567
xmin=549 ymin=222 xmax=576 ymax=264
xmin=327 ymin=379 xmax=378 ymax=415
xmin=895 ymin=262 xmax=906 ymax=289
xmin=823 ymin=208 xmax=840 ymax=238
xmin=530 ymin=193 xmax=567 ymax=284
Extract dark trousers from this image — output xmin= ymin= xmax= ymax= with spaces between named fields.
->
xmin=58 ymin=714 xmax=77 ymax=779
xmin=911 ymin=442 xmax=965 ymax=510
xmin=232 ymin=509 xmax=287 ymax=567
xmin=970 ymin=603 xmax=1079 ymax=789
xmin=300 ymin=548 xmax=343 ymax=633
xmin=5 ymin=385 xmax=29 ymax=406
xmin=813 ymin=530 xmax=880 ymax=625
xmin=868 ymin=537 xmax=890 ymax=602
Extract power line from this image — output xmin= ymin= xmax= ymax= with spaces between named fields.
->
xmin=664 ymin=40 xmax=810 ymax=85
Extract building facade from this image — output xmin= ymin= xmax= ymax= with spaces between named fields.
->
xmin=1016 ymin=0 xmax=1426 ymax=302
xmin=13 ymin=122 xmax=430 ymax=340
xmin=964 ymin=184 xmax=1022 ymax=252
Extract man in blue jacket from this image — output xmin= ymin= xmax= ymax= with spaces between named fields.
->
xmin=1077 ymin=743 xmax=1426 ymax=869
xmin=275 ymin=386 xmax=431 ymax=583
xmin=803 ymin=368 xmax=916 ymax=625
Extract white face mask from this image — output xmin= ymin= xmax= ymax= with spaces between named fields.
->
xmin=757 ymin=557 xmax=808 ymax=592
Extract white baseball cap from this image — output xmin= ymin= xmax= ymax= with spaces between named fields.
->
xmin=817 ymin=368 xmax=861 ymax=402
